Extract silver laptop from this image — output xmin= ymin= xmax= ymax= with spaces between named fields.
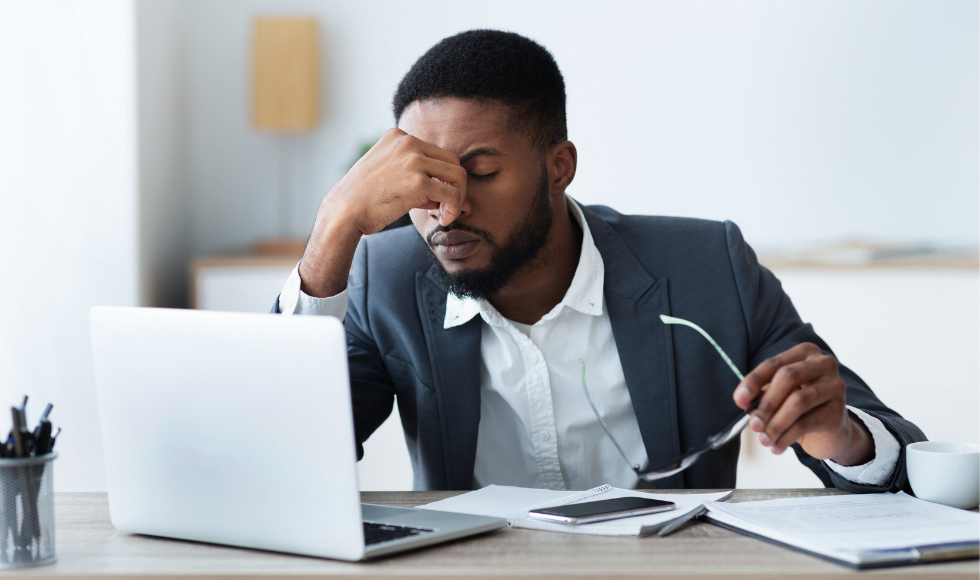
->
xmin=89 ymin=306 xmax=504 ymax=561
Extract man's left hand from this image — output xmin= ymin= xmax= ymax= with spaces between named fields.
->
xmin=733 ymin=343 xmax=874 ymax=466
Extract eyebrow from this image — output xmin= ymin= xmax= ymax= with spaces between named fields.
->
xmin=458 ymin=147 xmax=505 ymax=164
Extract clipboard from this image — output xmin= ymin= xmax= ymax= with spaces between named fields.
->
xmin=704 ymin=514 xmax=980 ymax=569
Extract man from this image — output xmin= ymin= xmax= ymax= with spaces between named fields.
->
xmin=273 ymin=30 xmax=925 ymax=492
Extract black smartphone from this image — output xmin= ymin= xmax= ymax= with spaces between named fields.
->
xmin=527 ymin=496 xmax=676 ymax=525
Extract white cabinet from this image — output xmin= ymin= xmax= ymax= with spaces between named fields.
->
xmin=735 ymin=265 xmax=979 ymax=488
xmin=191 ymin=255 xmax=298 ymax=312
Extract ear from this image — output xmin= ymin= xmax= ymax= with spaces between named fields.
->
xmin=548 ymin=141 xmax=577 ymax=195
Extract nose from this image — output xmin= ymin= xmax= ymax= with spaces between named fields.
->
xmin=427 ymin=192 xmax=471 ymax=223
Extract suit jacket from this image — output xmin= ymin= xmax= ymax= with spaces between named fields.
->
xmin=274 ymin=205 xmax=926 ymax=492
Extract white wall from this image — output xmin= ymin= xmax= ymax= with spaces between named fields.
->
xmin=0 ymin=1 xmax=138 ymax=491
xmin=138 ymin=0 xmax=190 ymax=308
xmin=181 ymin=0 xmax=978 ymax=256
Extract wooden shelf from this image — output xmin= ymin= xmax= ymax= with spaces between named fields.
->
xmin=759 ymin=255 xmax=979 ymax=271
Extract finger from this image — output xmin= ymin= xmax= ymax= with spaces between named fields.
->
xmin=759 ymin=379 xmax=835 ymax=448
xmin=416 ymin=157 xmax=467 ymax=221
xmin=376 ymin=127 xmax=408 ymax=148
xmin=414 ymin=138 xmax=462 ymax=167
xmin=768 ymin=402 xmax=837 ymax=454
xmin=750 ymin=357 xmax=827 ymax=433
xmin=384 ymin=129 xmax=454 ymax=166
xmin=412 ymin=176 xmax=464 ymax=226
xmin=418 ymin=156 xmax=468 ymax=191
xmin=765 ymin=410 xmax=812 ymax=455
xmin=735 ymin=343 xmax=820 ymax=408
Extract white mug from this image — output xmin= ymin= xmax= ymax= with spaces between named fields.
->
xmin=906 ymin=441 xmax=979 ymax=510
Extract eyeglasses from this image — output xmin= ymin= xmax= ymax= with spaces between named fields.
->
xmin=579 ymin=314 xmax=758 ymax=482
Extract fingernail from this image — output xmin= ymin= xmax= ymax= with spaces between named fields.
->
xmin=750 ymin=417 xmax=765 ymax=432
xmin=735 ymin=386 xmax=749 ymax=400
xmin=771 ymin=446 xmax=783 ymax=455
xmin=759 ymin=433 xmax=771 ymax=446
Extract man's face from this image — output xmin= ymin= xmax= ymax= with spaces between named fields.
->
xmin=399 ymin=98 xmax=555 ymax=299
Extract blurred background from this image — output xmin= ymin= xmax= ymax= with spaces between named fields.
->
xmin=0 ymin=0 xmax=976 ymax=493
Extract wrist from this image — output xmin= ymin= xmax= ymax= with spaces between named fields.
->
xmin=299 ymin=212 xmax=362 ymax=298
xmin=829 ymin=411 xmax=875 ymax=466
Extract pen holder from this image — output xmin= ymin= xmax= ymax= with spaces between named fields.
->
xmin=0 ymin=452 xmax=56 ymax=569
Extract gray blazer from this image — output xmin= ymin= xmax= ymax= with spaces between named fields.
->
xmin=274 ymin=205 xmax=925 ymax=492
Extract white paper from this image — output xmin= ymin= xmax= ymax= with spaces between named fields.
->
xmin=419 ymin=484 xmax=582 ymax=519
xmin=419 ymin=484 xmax=731 ymax=536
xmin=705 ymin=492 xmax=980 ymax=564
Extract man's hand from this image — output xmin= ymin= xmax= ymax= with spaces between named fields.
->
xmin=733 ymin=343 xmax=875 ymax=466
xmin=299 ymin=128 xmax=468 ymax=298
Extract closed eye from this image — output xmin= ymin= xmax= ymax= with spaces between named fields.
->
xmin=468 ymin=171 xmax=498 ymax=182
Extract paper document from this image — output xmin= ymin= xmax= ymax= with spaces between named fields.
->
xmin=705 ymin=492 xmax=980 ymax=567
xmin=419 ymin=484 xmax=731 ymax=536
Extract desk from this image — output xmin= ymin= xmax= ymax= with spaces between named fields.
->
xmin=9 ymin=490 xmax=977 ymax=579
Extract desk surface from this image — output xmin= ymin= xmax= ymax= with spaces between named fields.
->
xmin=7 ymin=490 xmax=977 ymax=579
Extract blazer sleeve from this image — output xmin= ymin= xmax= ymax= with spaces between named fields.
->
xmin=343 ymin=240 xmax=397 ymax=460
xmin=269 ymin=243 xmax=395 ymax=461
xmin=724 ymin=221 xmax=927 ymax=493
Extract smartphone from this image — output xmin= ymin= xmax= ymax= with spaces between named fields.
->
xmin=527 ymin=496 xmax=676 ymax=525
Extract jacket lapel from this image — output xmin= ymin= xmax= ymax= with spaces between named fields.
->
xmin=416 ymin=270 xmax=483 ymax=490
xmin=585 ymin=208 xmax=685 ymax=489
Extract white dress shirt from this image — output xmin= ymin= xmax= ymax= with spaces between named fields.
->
xmin=278 ymin=201 xmax=900 ymax=489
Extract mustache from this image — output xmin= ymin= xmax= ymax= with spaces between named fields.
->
xmin=425 ymin=222 xmax=496 ymax=248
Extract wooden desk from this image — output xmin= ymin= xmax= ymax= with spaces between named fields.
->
xmin=7 ymin=490 xmax=977 ymax=579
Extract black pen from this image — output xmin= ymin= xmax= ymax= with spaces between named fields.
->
xmin=33 ymin=404 xmax=53 ymax=455
xmin=10 ymin=408 xmax=25 ymax=457
xmin=34 ymin=421 xmax=52 ymax=456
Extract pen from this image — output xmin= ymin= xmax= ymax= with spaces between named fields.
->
xmin=33 ymin=404 xmax=53 ymax=456
xmin=10 ymin=408 xmax=25 ymax=458
xmin=658 ymin=505 xmax=706 ymax=537
xmin=34 ymin=421 xmax=52 ymax=456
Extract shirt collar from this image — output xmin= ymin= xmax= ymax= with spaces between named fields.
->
xmin=444 ymin=198 xmax=605 ymax=329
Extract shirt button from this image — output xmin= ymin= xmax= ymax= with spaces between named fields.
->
xmin=530 ymin=353 xmax=541 ymax=364
xmin=539 ymin=431 xmax=550 ymax=441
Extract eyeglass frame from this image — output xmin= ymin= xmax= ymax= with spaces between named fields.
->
xmin=579 ymin=314 xmax=758 ymax=482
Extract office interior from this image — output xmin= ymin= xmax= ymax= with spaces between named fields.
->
xmin=0 ymin=0 xmax=977 ymax=495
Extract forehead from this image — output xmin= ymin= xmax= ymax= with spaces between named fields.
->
xmin=397 ymin=98 xmax=526 ymax=157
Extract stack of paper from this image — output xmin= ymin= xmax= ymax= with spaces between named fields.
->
xmin=704 ymin=492 xmax=980 ymax=568
xmin=419 ymin=484 xmax=731 ymax=537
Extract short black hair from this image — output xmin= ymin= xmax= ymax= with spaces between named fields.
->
xmin=393 ymin=30 xmax=567 ymax=150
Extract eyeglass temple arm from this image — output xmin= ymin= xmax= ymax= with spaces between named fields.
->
xmin=579 ymin=359 xmax=639 ymax=471
xmin=659 ymin=315 xmax=745 ymax=381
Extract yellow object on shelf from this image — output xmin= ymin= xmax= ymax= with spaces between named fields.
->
xmin=251 ymin=17 xmax=320 ymax=132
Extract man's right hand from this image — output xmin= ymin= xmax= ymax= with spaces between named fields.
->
xmin=298 ymin=128 xmax=467 ymax=298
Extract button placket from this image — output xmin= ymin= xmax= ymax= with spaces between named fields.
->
xmin=508 ymin=326 xmax=563 ymax=490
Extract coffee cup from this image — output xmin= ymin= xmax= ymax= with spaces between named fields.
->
xmin=906 ymin=441 xmax=979 ymax=509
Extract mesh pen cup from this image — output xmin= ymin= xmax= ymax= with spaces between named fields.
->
xmin=0 ymin=452 xmax=56 ymax=569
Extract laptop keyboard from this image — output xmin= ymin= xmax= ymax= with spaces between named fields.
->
xmin=363 ymin=521 xmax=434 ymax=545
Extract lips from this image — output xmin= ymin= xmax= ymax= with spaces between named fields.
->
xmin=431 ymin=230 xmax=482 ymax=261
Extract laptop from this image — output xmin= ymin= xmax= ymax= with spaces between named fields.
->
xmin=89 ymin=306 xmax=505 ymax=561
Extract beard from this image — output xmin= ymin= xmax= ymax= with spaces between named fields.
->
xmin=417 ymin=165 xmax=553 ymax=301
